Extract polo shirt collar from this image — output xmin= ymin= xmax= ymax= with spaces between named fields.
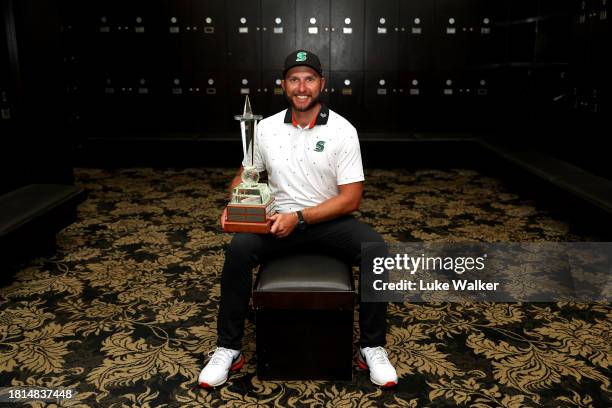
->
xmin=284 ymin=104 xmax=329 ymax=128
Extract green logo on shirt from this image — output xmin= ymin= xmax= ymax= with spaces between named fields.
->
xmin=314 ymin=141 xmax=326 ymax=152
xmin=296 ymin=51 xmax=307 ymax=62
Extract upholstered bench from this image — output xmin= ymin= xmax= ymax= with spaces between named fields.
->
xmin=0 ymin=184 xmax=85 ymax=268
xmin=253 ymin=254 xmax=355 ymax=381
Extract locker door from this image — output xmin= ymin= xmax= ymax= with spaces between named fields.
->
xmin=398 ymin=71 xmax=433 ymax=131
xmin=90 ymin=0 xmax=122 ymax=78
xmin=460 ymin=69 xmax=498 ymax=130
xmin=227 ymin=72 xmax=263 ymax=129
xmin=58 ymin=0 xmax=89 ymax=67
xmin=126 ymin=1 xmax=164 ymax=132
xmin=499 ymin=67 xmax=533 ymax=128
xmin=86 ymin=1 xmax=125 ymax=132
xmin=226 ymin=0 xmax=261 ymax=70
xmin=468 ymin=0 xmax=506 ymax=66
xmin=192 ymin=0 xmax=226 ymax=70
xmin=194 ymin=71 xmax=228 ymax=132
xmin=330 ymin=0 xmax=364 ymax=70
xmin=130 ymin=0 xmax=163 ymax=71
xmin=399 ymin=0 xmax=435 ymax=71
xmin=434 ymin=0 xmax=470 ymax=70
xmin=363 ymin=72 xmax=398 ymax=131
xmin=161 ymin=0 xmax=193 ymax=74
xmin=261 ymin=71 xmax=288 ymax=117
xmin=365 ymin=0 xmax=398 ymax=71
xmin=130 ymin=74 xmax=162 ymax=133
xmin=329 ymin=71 xmax=363 ymax=126
xmin=473 ymin=70 xmax=499 ymax=130
xmin=58 ymin=0 xmax=88 ymax=127
xmin=158 ymin=72 xmax=197 ymax=132
xmin=262 ymin=0 xmax=296 ymax=70
xmin=296 ymin=0 xmax=330 ymax=70
xmin=432 ymin=71 xmax=470 ymax=131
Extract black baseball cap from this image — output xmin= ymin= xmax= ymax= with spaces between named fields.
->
xmin=283 ymin=50 xmax=323 ymax=78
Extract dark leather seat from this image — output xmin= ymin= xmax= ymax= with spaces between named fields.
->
xmin=255 ymin=254 xmax=352 ymax=291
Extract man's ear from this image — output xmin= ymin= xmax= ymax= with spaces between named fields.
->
xmin=320 ymin=76 xmax=326 ymax=91
xmin=281 ymin=79 xmax=286 ymax=92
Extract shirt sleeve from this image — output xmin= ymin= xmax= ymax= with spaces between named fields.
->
xmin=336 ymin=126 xmax=365 ymax=185
xmin=241 ymin=121 xmax=266 ymax=172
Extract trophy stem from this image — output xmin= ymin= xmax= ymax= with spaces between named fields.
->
xmin=225 ymin=96 xmax=273 ymax=234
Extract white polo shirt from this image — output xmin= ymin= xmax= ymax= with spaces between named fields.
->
xmin=242 ymin=104 xmax=365 ymax=213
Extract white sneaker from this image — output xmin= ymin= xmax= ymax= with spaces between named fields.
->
xmin=357 ymin=346 xmax=398 ymax=387
xmin=198 ymin=347 xmax=244 ymax=388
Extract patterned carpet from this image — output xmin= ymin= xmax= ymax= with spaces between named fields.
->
xmin=0 ymin=167 xmax=610 ymax=407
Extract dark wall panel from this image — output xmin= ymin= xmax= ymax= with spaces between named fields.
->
xmin=329 ymin=71 xmax=363 ymax=126
xmin=363 ymin=71 xmax=398 ymax=131
xmin=192 ymin=0 xmax=226 ymax=71
xmin=226 ymin=0 xmax=260 ymax=71
xmin=296 ymin=0 xmax=330 ymax=69
xmin=35 ymin=0 xmax=600 ymax=138
xmin=261 ymin=70 xmax=286 ymax=117
xmin=193 ymin=70 xmax=228 ymax=131
xmin=364 ymin=0 xmax=398 ymax=71
xmin=330 ymin=0 xmax=364 ymax=71
xmin=399 ymin=0 xmax=435 ymax=71
xmin=434 ymin=0 xmax=469 ymax=70
xmin=262 ymin=0 xmax=296 ymax=71
xmin=227 ymin=70 xmax=262 ymax=129
xmin=468 ymin=0 xmax=507 ymax=66
xmin=160 ymin=0 xmax=193 ymax=73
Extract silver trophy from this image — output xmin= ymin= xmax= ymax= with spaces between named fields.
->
xmin=223 ymin=96 xmax=276 ymax=233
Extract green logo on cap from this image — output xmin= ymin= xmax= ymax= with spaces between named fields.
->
xmin=296 ymin=51 xmax=307 ymax=62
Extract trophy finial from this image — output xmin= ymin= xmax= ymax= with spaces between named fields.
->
xmin=235 ymin=95 xmax=261 ymax=122
xmin=244 ymin=95 xmax=252 ymax=116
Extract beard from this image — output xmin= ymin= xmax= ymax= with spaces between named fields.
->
xmin=286 ymin=92 xmax=321 ymax=112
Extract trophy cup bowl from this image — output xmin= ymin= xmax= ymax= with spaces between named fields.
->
xmin=222 ymin=96 xmax=276 ymax=233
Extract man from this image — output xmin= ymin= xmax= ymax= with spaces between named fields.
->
xmin=199 ymin=50 xmax=398 ymax=388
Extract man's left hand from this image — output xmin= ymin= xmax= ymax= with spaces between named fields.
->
xmin=269 ymin=212 xmax=298 ymax=238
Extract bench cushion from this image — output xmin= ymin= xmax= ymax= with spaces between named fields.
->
xmin=0 ymin=184 xmax=84 ymax=236
xmin=255 ymin=254 xmax=352 ymax=292
xmin=253 ymin=254 xmax=354 ymax=310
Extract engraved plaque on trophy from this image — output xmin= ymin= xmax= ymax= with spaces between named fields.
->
xmin=222 ymin=96 xmax=276 ymax=233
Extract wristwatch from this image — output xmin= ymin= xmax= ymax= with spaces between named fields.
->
xmin=296 ymin=210 xmax=307 ymax=231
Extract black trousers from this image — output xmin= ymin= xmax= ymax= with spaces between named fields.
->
xmin=217 ymin=215 xmax=388 ymax=350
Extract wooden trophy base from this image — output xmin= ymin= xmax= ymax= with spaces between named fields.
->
xmin=221 ymin=208 xmax=272 ymax=234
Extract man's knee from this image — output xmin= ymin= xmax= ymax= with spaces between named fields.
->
xmin=226 ymin=233 xmax=263 ymax=261
xmin=353 ymin=220 xmax=385 ymax=245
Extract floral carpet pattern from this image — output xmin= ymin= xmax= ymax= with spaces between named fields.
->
xmin=0 ymin=167 xmax=610 ymax=407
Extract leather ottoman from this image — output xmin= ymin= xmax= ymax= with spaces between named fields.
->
xmin=253 ymin=254 xmax=355 ymax=381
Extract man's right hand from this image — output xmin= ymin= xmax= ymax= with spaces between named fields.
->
xmin=269 ymin=212 xmax=298 ymax=238
xmin=220 ymin=207 xmax=227 ymax=229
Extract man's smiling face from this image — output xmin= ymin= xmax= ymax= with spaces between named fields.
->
xmin=281 ymin=66 xmax=325 ymax=112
